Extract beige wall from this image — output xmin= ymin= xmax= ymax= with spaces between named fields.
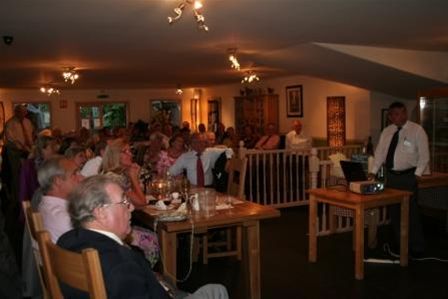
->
xmin=0 ymin=76 xmax=413 ymax=146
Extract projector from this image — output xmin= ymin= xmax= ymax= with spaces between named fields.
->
xmin=349 ymin=181 xmax=384 ymax=195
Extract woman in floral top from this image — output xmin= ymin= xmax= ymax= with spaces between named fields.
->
xmin=156 ymin=134 xmax=186 ymax=177
xmin=101 ymin=138 xmax=160 ymax=267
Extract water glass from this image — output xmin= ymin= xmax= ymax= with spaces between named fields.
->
xmin=198 ymin=188 xmax=216 ymax=217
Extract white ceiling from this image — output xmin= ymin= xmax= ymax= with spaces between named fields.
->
xmin=1 ymin=0 xmax=448 ymax=98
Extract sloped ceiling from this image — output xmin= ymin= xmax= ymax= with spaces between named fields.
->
xmin=1 ymin=0 xmax=448 ymax=98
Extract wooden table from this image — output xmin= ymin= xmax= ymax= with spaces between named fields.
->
xmin=307 ymin=187 xmax=411 ymax=280
xmin=134 ymin=200 xmax=280 ymax=299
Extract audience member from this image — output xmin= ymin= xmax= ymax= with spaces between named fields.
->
xmin=64 ymin=146 xmax=88 ymax=169
xmin=198 ymin=123 xmax=206 ymax=134
xmin=34 ymin=156 xmax=84 ymax=242
xmin=169 ymin=133 xmax=233 ymax=187
xmin=254 ymin=122 xmax=280 ymax=150
xmin=58 ymin=175 xmax=228 ymax=299
xmin=156 ymin=134 xmax=186 ymax=177
xmin=222 ymin=127 xmax=239 ymax=150
xmin=240 ymin=124 xmax=259 ymax=149
xmin=81 ymin=141 xmax=108 ymax=177
xmin=285 ymin=120 xmax=311 ymax=150
xmin=100 ymin=138 xmax=160 ymax=266
xmin=19 ymin=135 xmax=59 ymax=209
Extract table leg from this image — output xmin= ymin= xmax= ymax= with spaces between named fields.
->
xmin=400 ymin=196 xmax=409 ymax=267
xmin=309 ymin=195 xmax=317 ymax=262
xmin=160 ymin=230 xmax=177 ymax=285
xmin=354 ymin=207 xmax=364 ymax=280
xmin=244 ymin=220 xmax=260 ymax=299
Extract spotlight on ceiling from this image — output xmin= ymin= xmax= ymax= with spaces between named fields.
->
xmin=227 ymin=48 xmax=241 ymax=71
xmin=175 ymin=84 xmax=183 ymax=95
xmin=40 ymin=86 xmax=60 ymax=96
xmin=241 ymin=71 xmax=260 ymax=84
xmin=62 ymin=67 xmax=79 ymax=84
xmin=168 ymin=0 xmax=209 ymax=32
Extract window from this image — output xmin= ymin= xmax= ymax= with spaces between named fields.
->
xmin=77 ymin=102 xmax=128 ymax=130
xmin=13 ymin=102 xmax=51 ymax=131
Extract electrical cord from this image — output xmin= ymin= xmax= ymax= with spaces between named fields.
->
xmin=383 ymin=243 xmax=448 ymax=263
xmin=154 ymin=213 xmax=195 ymax=283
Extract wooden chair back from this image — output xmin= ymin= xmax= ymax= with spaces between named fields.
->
xmin=22 ymin=201 xmax=49 ymax=298
xmin=226 ymin=156 xmax=248 ymax=199
xmin=23 ymin=201 xmax=44 ymax=241
xmin=37 ymin=230 xmax=107 ymax=299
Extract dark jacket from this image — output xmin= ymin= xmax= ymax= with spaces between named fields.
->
xmin=57 ymin=228 xmax=170 ymax=299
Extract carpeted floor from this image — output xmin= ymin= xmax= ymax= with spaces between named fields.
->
xmin=178 ymin=206 xmax=448 ymax=299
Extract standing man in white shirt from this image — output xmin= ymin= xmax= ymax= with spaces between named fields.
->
xmin=369 ymin=101 xmax=429 ymax=256
xmin=285 ymin=120 xmax=311 ymax=150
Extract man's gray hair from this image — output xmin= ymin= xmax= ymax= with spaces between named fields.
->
xmin=68 ymin=175 xmax=123 ymax=228
xmin=37 ymin=155 xmax=68 ymax=194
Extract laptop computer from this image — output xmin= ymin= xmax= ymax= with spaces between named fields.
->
xmin=339 ymin=160 xmax=368 ymax=183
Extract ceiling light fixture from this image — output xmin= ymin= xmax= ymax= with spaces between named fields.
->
xmin=241 ymin=72 xmax=260 ymax=84
xmin=175 ymin=84 xmax=183 ymax=95
xmin=168 ymin=0 xmax=209 ymax=32
xmin=40 ymin=86 xmax=60 ymax=96
xmin=227 ymin=48 xmax=240 ymax=71
xmin=62 ymin=67 xmax=79 ymax=84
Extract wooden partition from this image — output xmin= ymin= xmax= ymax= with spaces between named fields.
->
xmin=237 ymin=143 xmax=391 ymax=236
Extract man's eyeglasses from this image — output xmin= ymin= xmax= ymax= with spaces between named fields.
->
xmin=102 ymin=195 xmax=132 ymax=209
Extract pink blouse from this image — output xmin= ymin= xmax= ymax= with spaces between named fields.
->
xmin=156 ymin=150 xmax=178 ymax=177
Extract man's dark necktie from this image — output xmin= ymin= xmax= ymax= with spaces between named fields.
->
xmin=196 ymin=153 xmax=205 ymax=187
xmin=385 ymin=127 xmax=402 ymax=170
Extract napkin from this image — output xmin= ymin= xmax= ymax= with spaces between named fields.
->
xmin=176 ymin=203 xmax=187 ymax=213
xmin=155 ymin=200 xmax=168 ymax=210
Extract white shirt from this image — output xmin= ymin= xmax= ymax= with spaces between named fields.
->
xmin=38 ymin=195 xmax=72 ymax=243
xmin=81 ymin=156 xmax=103 ymax=177
xmin=285 ymin=130 xmax=311 ymax=150
xmin=89 ymin=228 xmax=123 ymax=245
xmin=372 ymin=121 xmax=429 ymax=176
xmin=169 ymin=147 xmax=233 ymax=186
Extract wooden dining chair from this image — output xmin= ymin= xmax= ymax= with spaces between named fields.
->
xmin=22 ymin=200 xmax=50 ymax=299
xmin=37 ymin=230 xmax=107 ymax=299
xmin=201 ymin=157 xmax=247 ymax=264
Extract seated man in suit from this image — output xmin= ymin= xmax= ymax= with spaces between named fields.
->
xmin=58 ymin=175 xmax=228 ymax=299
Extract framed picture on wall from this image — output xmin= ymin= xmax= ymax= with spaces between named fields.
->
xmin=286 ymin=85 xmax=303 ymax=117
xmin=381 ymin=108 xmax=391 ymax=130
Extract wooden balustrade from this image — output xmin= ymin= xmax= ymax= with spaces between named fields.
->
xmin=236 ymin=143 xmax=391 ymax=236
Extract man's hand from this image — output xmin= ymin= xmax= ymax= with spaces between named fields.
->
xmin=367 ymin=173 xmax=376 ymax=181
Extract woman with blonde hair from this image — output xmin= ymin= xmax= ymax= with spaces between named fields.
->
xmin=101 ymin=138 xmax=146 ymax=207
xmin=101 ymin=138 xmax=160 ymax=267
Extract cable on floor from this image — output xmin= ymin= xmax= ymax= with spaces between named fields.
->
xmin=383 ymin=243 xmax=448 ymax=263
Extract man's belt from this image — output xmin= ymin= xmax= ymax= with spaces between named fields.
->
xmin=387 ymin=168 xmax=416 ymax=175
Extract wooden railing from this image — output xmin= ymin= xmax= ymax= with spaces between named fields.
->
xmin=237 ymin=143 xmax=391 ymax=236
xmin=237 ymin=144 xmax=364 ymax=208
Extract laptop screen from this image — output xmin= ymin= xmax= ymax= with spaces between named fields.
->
xmin=339 ymin=160 xmax=368 ymax=183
